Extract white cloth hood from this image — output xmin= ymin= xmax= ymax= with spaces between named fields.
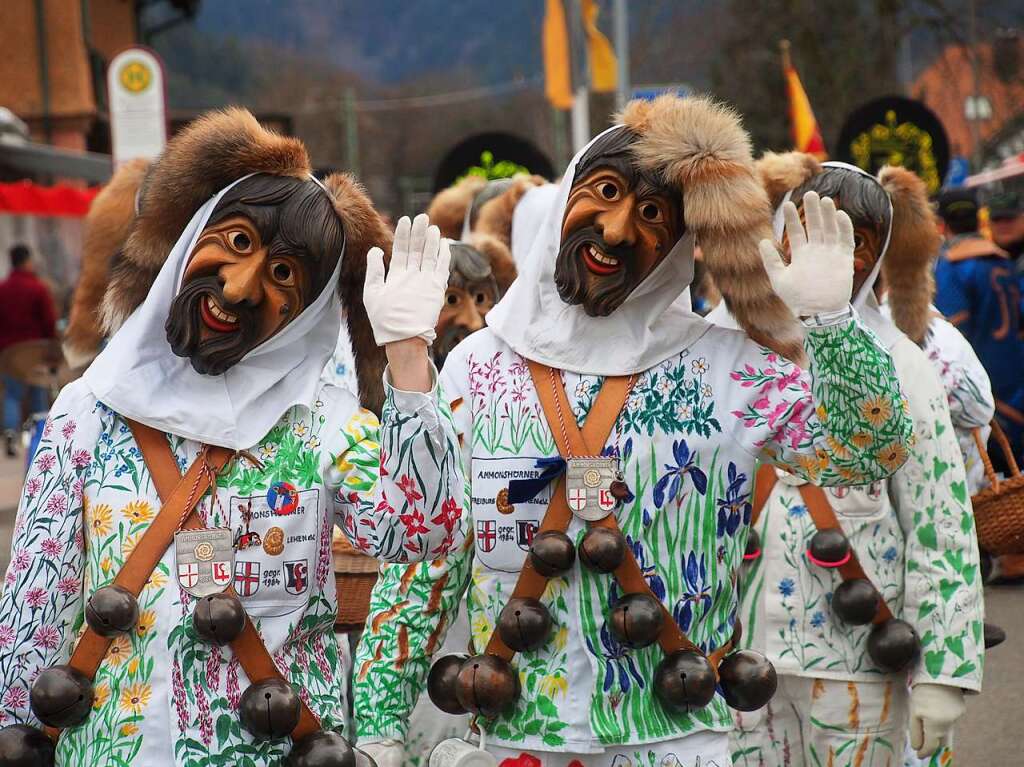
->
xmin=485 ymin=126 xmax=709 ymax=376
xmin=84 ymin=177 xmax=345 ymax=450
xmin=510 ymin=183 xmax=559 ymax=268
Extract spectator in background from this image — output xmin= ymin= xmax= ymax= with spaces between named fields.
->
xmin=934 ymin=189 xmax=1024 ymax=465
xmin=989 ymin=191 xmax=1024 ymax=264
xmin=0 ymin=244 xmax=56 ymax=457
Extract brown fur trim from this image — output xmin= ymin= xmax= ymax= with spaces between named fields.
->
xmin=474 ymin=174 xmax=546 ymax=247
xmin=426 ymin=176 xmax=487 ymax=240
xmin=102 ymin=108 xmax=310 ymax=332
xmin=323 ymin=173 xmax=393 ymax=415
xmin=467 ymin=232 xmax=517 ymax=294
xmin=878 ymin=166 xmax=939 ymax=344
xmin=756 ymin=151 xmax=821 ymax=209
xmin=620 ymin=95 xmax=804 ymax=363
xmin=64 ymin=159 xmax=148 ymax=368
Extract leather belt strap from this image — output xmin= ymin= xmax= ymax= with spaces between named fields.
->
xmin=128 ymin=420 xmax=321 ymax=741
xmin=748 ymin=465 xmax=893 ymax=624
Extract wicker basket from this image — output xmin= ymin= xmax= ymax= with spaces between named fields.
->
xmin=332 ymin=534 xmax=380 ymax=633
xmin=971 ymin=421 xmax=1024 ymax=556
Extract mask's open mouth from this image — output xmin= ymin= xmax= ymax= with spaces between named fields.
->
xmin=580 ymin=242 xmax=623 ymax=276
xmin=200 ymin=294 xmax=240 ymax=333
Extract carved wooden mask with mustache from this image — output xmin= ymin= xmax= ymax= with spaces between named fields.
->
xmin=555 ymin=129 xmax=683 ymax=317
xmin=165 ymin=174 xmax=345 ymax=376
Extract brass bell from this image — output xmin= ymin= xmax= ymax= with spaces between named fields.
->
xmin=285 ymin=730 xmax=357 ymax=767
xmin=717 ymin=650 xmax=778 ymax=711
xmin=29 ymin=665 xmax=94 ymax=729
xmin=529 ymin=531 xmax=575 ymax=577
xmin=427 ymin=654 xmax=469 ymax=715
xmin=608 ymin=593 xmax=663 ymax=650
xmin=743 ymin=530 xmax=761 ymax=561
xmin=454 ymin=654 xmax=521 ymax=718
xmin=497 ymin=598 xmax=552 ymax=652
xmin=579 ymin=527 xmax=626 ymax=573
xmin=193 ymin=592 xmax=247 ymax=645
xmin=831 ymin=579 xmax=879 ymax=626
xmin=0 ymin=724 xmax=56 ymax=767
xmin=85 ymin=584 xmax=139 ymax=637
xmin=867 ymin=619 xmax=921 ymax=673
xmin=239 ymin=679 xmax=300 ymax=739
xmin=807 ymin=529 xmax=850 ymax=568
xmin=653 ymin=650 xmax=717 ymax=713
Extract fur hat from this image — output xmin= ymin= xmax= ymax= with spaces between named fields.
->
xmin=101 ymin=107 xmax=391 ymax=412
xmin=466 ymin=232 xmax=516 ymax=293
xmin=64 ymin=158 xmax=149 ymax=369
xmin=474 ymin=175 xmax=546 ymax=248
xmin=620 ymin=95 xmax=804 ymax=362
xmin=877 ymin=165 xmax=940 ymax=344
xmin=757 ymin=151 xmax=822 ymax=210
xmin=425 ymin=175 xmax=487 ymax=240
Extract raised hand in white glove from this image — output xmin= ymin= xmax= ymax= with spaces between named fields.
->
xmin=358 ymin=739 xmax=403 ymax=767
xmin=759 ymin=190 xmax=856 ymax=318
xmin=909 ymin=684 xmax=965 ymax=758
xmin=364 ymin=213 xmax=452 ymax=346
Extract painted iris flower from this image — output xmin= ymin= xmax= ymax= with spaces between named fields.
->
xmin=587 ymin=624 xmax=645 ymax=694
xmin=715 ymin=462 xmax=751 ymax=538
xmin=653 ymin=440 xmax=708 ymax=508
xmin=610 ymin=537 xmax=666 ymax=605
xmin=672 ymin=552 xmax=713 ymax=633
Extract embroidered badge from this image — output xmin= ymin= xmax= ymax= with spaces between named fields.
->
xmin=283 ymin=560 xmax=309 ymax=595
xmin=263 ymin=526 xmax=285 ymax=556
xmin=174 ymin=528 xmax=233 ymax=597
xmin=267 ymin=481 xmax=299 ymax=516
xmin=234 ymin=561 xmax=261 ymax=597
xmin=566 ymin=457 xmax=619 ymax=521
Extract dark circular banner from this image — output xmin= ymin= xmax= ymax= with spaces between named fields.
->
xmin=836 ymin=95 xmax=950 ymax=195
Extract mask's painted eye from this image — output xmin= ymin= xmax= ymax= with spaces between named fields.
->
xmin=639 ymin=202 xmax=663 ymax=223
xmin=598 ymin=181 xmax=619 ymax=201
xmin=446 ymin=290 xmax=460 ymax=306
xmin=227 ymin=230 xmax=254 ymax=253
xmin=475 ymin=292 xmax=487 ymax=305
xmin=270 ymin=260 xmax=295 ymax=286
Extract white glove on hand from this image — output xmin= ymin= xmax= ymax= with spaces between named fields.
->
xmin=359 ymin=739 xmax=403 ymax=767
xmin=909 ymin=684 xmax=966 ymax=758
xmin=759 ymin=190 xmax=856 ymax=317
xmin=364 ymin=213 xmax=452 ymax=346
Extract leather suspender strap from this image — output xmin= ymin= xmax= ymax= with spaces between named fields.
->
xmin=749 ymin=464 xmax=777 ymax=528
xmin=126 ymin=420 xmax=322 ymax=741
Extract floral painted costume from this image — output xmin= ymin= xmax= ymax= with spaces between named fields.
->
xmin=0 ymin=373 xmax=462 ymax=766
xmin=355 ymin=314 xmax=912 ymax=760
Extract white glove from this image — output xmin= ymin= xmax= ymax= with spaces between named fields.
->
xmin=759 ymin=190 xmax=856 ymax=317
xmin=364 ymin=213 xmax=452 ymax=346
xmin=359 ymin=739 xmax=404 ymax=767
xmin=909 ymin=684 xmax=966 ymax=758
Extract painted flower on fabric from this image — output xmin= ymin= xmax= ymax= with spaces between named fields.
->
xmin=105 ymin=635 xmax=131 ymax=667
xmin=291 ymin=422 xmax=309 ymax=439
xmin=587 ymin=624 xmax=645 ymax=695
xmin=860 ymin=395 xmax=892 ymax=428
xmin=40 ymin=538 xmax=62 ymax=559
xmin=56 ymin=577 xmax=80 ymax=597
xmin=0 ymin=625 xmax=15 ymax=648
xmin=257 ymin=443 xmax=278 ymax=462
xmin=779 ymin=578 xmax=796 ymax=598
xmin=135 ymin=610 xmax=156 ymax=638
xmin=119 ymin=682 xmax=152 ymax=714
xmin=2 ymin=686 xmax=28 ymax=710
xmin=34 ymin=452 xmax=56 ymax=473
xmin=88 ymin=503 xmax=114 ymax=538
xmin=498 ymin=755 xmax=542 ymax=767
xmin=653 ymin=440 xmax=708 ymax=508
xmin=672 ymin=552 xmax=712 ymax=633
xmin=11 ymin=549 xmax=30 ymax=572
xmin=71 ymin=449 xmax=91 ymax=469
xmin=882 ymin=546 xmax=898 ymax=563
xmin=396 ymin=474 xmax=424 ymax=504
xmin=25 ymin=588 xmax=47 ymax=609
xmin=92 ymin=682 xmax=110 ymax=711
xmin=32 ymin=625 xmax=59 ymax=651
xmin=431 ymin=497 xmax=460 ymax=534
xmin=875 ymin=442 xmax=909 ymax=472
xmin=120 ymin=723 xmax=139 ymax=737
xmin=122 ymin=500 xmax=154 ymax=525
xmin=788 ymin=503 xmax=807 ymax=518
xmin=45 ymin=493 xmax=67 ymax=515
xmin=691 ymin=357 xmax=709 ymax=375
xmin=61 ymin=421 xmax=76 ymax=440
xmin=810 ymin=611 xmax=826 ymax=629
xmin=24 ymin=477 xmax=41 ymax=497
xmin=399 ymin=507 xmax=429 ymax=536
xmin=610 ymin=537 xmax=666 ymax=605
xmin=716 ymin=462 xmax=751 ymax=538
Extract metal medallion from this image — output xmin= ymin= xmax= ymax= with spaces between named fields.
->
xmin=565 ymin=457 xmax=620 ymax=521
xmin=174 ymin=527 xmax=234 ymax=598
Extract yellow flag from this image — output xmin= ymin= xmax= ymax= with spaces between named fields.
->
xmin=543 ymin=0 xmax=574 ymax=109
xmin=582 ymin=0 xmax=617 ymax=93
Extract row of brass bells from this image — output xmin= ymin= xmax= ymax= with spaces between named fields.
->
xmin=608 ymin=593 xmax=663 ymax=649
xmin=30 ymin=665 xmax=94 ymax=728
xmin=529 ymin=531 xmax=575 ymax=577
xmin=832 ymin=579 xmax=880 ymax=625
xmin=85 ymin=585 xmax=139 ymax=637
xmin=579 ymin=528 xmax=626 ymax=573
xmin=717 ymin=650 xmax=778 ymax=711
xmin=807 ymin=529 xmax=850 ymax=567
xmin=653 ymin=651 xmax=716 ymax=713
xmin=193 ymin=592 xmax=247 ymax=645
xmin=239 ymin=679 xmax=301 ymax=739
xmin=285 ymin=730 xmax=379 ymax=767
xmin=0 ymin=724 xmax=55 ymax=767
xmin=868 ymin=619 xmax=921 ymax=673
xmin=497 ymin=598 xmax=552 ymax=652
xmin=426 ymin=653 xmax=520 ymax=719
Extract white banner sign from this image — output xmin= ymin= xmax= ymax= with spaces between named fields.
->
xmin=107 ymin=48 xmax=167 ymax=166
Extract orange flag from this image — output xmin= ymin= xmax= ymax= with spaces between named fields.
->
xmin=581 ymin=0 xmax=617 ymax=93
xmin=543 ymin=0 xmax=574 ymax=109
xmin=781 ymin=40 xmax=827 ymax=160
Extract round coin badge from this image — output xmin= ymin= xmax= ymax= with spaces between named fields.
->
xmin=194 ymin=542 xmax=215 ymax=561
xmin=267 ymin=481 xmax=299 ymax=516
xmin=263 ymin=527 xmax=285 ymax=556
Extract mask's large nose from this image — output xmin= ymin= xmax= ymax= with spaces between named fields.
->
xmin=219 ymin=253 xmax=265 ymax=306
xmin=594 ymin=197 xmax=637 ymax=247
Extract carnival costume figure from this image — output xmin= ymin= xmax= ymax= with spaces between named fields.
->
xmin=723 ymin=156 xmax=983 ymax=767
xmin=0 ymin=109 xmax=464 ymax=766
xmin=354 ymin=95 xmax=913 ymax=767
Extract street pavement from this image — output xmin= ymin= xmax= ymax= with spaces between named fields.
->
xmin=0 ymin=451 xmax=1018 ymax=761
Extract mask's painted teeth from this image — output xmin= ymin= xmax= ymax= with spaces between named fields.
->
xmin=588 ymin=245 xmax=618 ymax=266
xmin=206 ymin=295 xmax=238 ymax=324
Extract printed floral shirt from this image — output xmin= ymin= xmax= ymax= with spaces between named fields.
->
xmin=0 ymin=375 xmax=462 ymax=766
xmin=354 ymin=314 xmax=913 ymax=755
xmin=738 ymin=333 xmax=984 ymax=693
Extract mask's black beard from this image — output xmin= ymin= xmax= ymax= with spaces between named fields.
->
xmin=554 ymin=225 xmax=641 ymax=317
xmin=433 ymin=322 xmax=474 ymax=368
xmin=165 ymin=275 xmax=263 ymax=376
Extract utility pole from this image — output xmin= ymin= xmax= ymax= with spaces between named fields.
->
xmin=613 ymin=0 xmax=629 ymax=111
xmin=568 ymin=0 xmax=590 ymax=153
xmin=344 ymin=86 xmax=360 ymax=177
xmin=968 ymin=0 xmax=982 ymax=169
